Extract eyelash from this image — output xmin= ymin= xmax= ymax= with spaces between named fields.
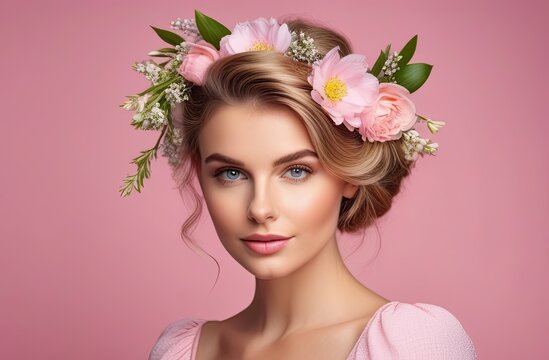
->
xmin=213 ymin=164 xmax=313 ymax=185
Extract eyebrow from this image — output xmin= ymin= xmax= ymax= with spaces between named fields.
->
xmin=204 ymin=149 xmax=318 ymax=168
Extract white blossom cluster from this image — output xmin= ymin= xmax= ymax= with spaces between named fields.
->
xmin=160 ymin=127 xmax=183 ymax=167
xmin=138 ymin=102 xmax=167 ymax=130
xmin=382 ymin=51 xmax=403 ymax=83
xmin=174 ymin=42 xmax=190 ymax=62
xmin=164 ymin=82 xmax=190 ymax=104
xmin=287 ymin=30 xmax=322 ymax=64
xmin=132 ymin=61 xmax=169 ymax=85
xmin=170 ymin=18 xmax=202 ymax=41
xmin=401 ymin=129 xmax=439 ymax=161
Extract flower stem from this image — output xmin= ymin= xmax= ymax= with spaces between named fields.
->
xmin=416 ymin=113 xmax=429 ymax=122
xmin=152 ymin=125 xmax=168 ymax=159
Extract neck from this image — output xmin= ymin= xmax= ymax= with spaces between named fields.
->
xmin=240 ymin=235 xmax=371 ymax=341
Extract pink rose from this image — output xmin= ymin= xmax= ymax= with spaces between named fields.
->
xmin=178 ymin=40 xmax=221 ymax=85
xmin=358 ymin=83 xmax=417 ymax=142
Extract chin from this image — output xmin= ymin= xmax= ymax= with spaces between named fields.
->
xmin=240 ymin=258 xmax=297 ymax=279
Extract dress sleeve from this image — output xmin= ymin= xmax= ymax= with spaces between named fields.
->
xmin=352 ymin=302 xmax=477 ymax=359
xmin=148 ymin=318 xmax=204 ymax=360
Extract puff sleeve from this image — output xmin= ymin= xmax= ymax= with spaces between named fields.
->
xmin=348 ymin=302 xmax=477 ymax=359
xmin=148 ymin=318 xmax=205 ymax=360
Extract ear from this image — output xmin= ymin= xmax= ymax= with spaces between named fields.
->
xmin=342 ymin=182 xmax=359 ymax=199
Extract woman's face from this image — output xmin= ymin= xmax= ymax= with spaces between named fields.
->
xmin=197 ymin=103 xmax=357 ymax=279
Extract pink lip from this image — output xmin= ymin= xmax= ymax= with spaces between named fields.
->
xmin=242 ymin=233 xmax=292 ymax=241
xmin=242 ymin=238 xmax=292 ymax=255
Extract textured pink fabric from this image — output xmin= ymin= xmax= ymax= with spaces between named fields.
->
xmin=148 ymin=301 xmax=477 ymax=360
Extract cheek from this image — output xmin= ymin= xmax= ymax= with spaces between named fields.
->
xmin=279 ymin=178 xmax=343 ymax=232
xmin=200 ymin=182 xmax=247 ymax=237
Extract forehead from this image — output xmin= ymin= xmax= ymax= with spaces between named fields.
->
xmin=198 ymin=103 xmax=314 ymax=161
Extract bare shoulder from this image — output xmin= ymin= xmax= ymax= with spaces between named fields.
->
xmin=193 ymin=320 xmax=223 ymax=360
xmin=343 ymin=296 xmax=392 ymax=335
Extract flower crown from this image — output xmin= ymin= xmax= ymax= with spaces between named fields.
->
xmin=119 ymin=10 xmax=445 ymax=197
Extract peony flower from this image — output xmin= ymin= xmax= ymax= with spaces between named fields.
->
xmin=307 ymin=46 xmax=379 ymax=132
xmin=219 ymin=17 xmax=292 ymax=56
xmin=178 ymin=40 xmax=221 ymax=85
xmin=358 ymin=83 xmax=417 ymax=142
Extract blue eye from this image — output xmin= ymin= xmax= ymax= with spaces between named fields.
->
xmin=214 ymin=165 xmax=312 ymax=185
xmin=285 ymin=166 xmax=309 ymax=181
xmin=223 ymin=169 xmax=243 ymax=181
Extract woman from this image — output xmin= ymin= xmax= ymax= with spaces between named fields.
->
xmin=121 ymin=12 xmax=477 ymax=360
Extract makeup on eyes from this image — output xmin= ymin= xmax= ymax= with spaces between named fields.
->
xmin=212 ymin=164 xmax=314 ymax=185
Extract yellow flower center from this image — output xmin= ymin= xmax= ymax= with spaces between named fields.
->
xmin=249 ymin=41 xmax=275 ymax=51
xmin=324 ymin=77 xmax=347 ymax=102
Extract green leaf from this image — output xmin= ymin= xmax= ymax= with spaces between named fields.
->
xmin=393 ymin=63 xmax=433 ymax=93
xmin=148 ymin=47 xmax=177 ymax=57
xmin=157 ymin=47 xmax=177 ymax=53
xmin=369 ymin=50 xmax=387 ymax=77
xmin=194 ymin=9 xmax=231 ymax=50
xmin=397 ymin=35 xmax=417 ymax=66
xmin=137 ymin=76 xmax=178 ymax=96
xmin=157 ymin=60 xmax=171 ymax=68
xmin=150 ymin=26 xmax=184 ymax=46
xmin=119 ymin=147 xmax=157 ymax=197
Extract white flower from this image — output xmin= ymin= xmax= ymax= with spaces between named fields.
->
xmin=423 ymin=142 xmax=439 ymax=155
xmin=160 ymin=127 xmax=183 ymax=167
xmin=170 ymin=18 xmax=202 ymax=41
xmin=132 ymin=61 xmax=169 ymax=85
xmin=141 ymin=102 xmax=167 ymax=130
xmin=381 ymin=51 xmax=403 ymax=81
xmin=120 ymin=93 xmax=151 ymax=112
xmin=164 ymin=82 xmax=190 ymax=104
xmin=401 ymin=128 xmax=440 ymax=160
xmin=120 ymin=95 xmax=139 ymax=111
xmin=426 ymin=119 xmax=446 ymax=134
xmin=136 ymin=94 xmax=151 ymax=112
xmin=287 ymin=30 xmax=322 ymax=64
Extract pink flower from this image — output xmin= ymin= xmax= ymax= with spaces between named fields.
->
xmin=178 ymin=40 xmax=221 ymax=85
xmin=358 ymin=83 xmax=418 ymax=142
xmin=219 ymin=17 xmax=292 ymax=56
xmin=307 ymin=46 xmax=379 ymax=132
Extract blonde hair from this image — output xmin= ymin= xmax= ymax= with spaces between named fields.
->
xmin=170 ymin=18 xmax=415 ymax=280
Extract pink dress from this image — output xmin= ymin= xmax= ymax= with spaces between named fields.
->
xmin=148 ymin=301 xmax=477 ymax=359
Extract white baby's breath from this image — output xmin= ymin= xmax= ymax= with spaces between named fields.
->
xmin=170 ymin=18 xmax=202 ymax=41
xmin=132 ymin=61 xmax=169 ymax=85
xmin=140 ymin=102 xmax=167 ymax=130
xmin=160 ymin=127 xmax=183 ymax=168
xmin=287 ymin=30 xmax=322 ymax=64
xmin=402 ymin=129 xmax=439 ymax=161
xmin=164 ymin=82 xmax=190 ymax=104
xmin=382 ymin=51 xmax=403 ymax=83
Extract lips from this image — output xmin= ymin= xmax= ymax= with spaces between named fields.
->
xmin=242 ymin=233 xmax=292 ymax=242
xmin=242 ymin=237 xmax=293 ymax=255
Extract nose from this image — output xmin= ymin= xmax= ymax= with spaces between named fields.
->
xmin=247 ymin=178 xmax=278 ymax=224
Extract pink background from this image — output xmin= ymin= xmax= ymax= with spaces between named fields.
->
xmin=1 ymin=0 xmax=547 ymax=358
